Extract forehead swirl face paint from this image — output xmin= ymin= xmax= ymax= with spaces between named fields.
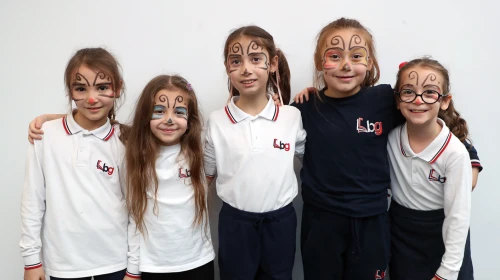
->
xmin=323 ymin=34 xmax=369 ymax=70
xmin=71 ymin=71 xmax=115 ymax=102
xmin=152 ymin=93 xmax=189 ymax=121
xmin=227 ymin=38 xmax=270 ymax=73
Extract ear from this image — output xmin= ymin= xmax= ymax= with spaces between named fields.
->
xmin=270 ymin=55 xmax=279 ymax=73
xmin=440 ymin=94 xmax=452 ymax=110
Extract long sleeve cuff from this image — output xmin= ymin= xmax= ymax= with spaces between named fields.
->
xmin=126 ymin=263 xmax=140 ymax=278
xmin=23 ymin=254 xmax=42 ymax=270
xmin=436 ymin=265 xmax=459 ymax=280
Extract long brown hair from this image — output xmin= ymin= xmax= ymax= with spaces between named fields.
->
xmin=313 ymin=18 xmax=380 ymax=92
xmin=64 ymin=47 xmax=124 ymax=121
xmin=124 ymin=75 xmax=206 ymax=234
xmin=395 ymin=57 xmax=469 ymax=143
xmin=223 ymin=25 xmax=292 ymax=104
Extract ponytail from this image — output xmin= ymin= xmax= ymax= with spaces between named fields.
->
xmin=270 ymin=49 xmax=291 ymax=105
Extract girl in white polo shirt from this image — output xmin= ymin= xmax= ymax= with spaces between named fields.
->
xmin=204 ymin=25 xmax=307 ymax=280
xmin=20 ymin=48 xmax=136 ymax=280
xmin=122 ymin=75 xmax=215 ymax=279
xmin=387 ymin=58 xmax=472 ymax=280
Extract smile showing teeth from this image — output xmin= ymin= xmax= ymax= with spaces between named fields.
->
xmin=241 ymin=80 xmax=256 ymax=84
xmin=410 ymin=109 xmax=427 ymax=113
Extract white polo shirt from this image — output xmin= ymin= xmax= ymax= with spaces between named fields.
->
xmin=20 ymin=114 xmax=130 ymax=278
xmin=387 ymin=118 xmax=472 ymax=280
xmin=204 ymin=95 xmax=306 ymax=213
xmin=127 ymin=144 xmax=215 ymax=273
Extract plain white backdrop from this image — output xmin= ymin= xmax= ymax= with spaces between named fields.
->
xmin=1 ymin=0 xmax=498 ymax=279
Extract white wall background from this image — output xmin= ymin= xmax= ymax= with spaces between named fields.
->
xmin=1 ymin=0 xmax=498 ymax=278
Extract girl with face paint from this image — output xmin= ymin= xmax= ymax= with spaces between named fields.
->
xmin=20 ymin=48 xmax=136 ymax=280
xmin=204 ymin=25 xmax=306 ymax=280
xmin=388 ymin=58 xmax=474 ymax=280
xmin=284 ymin=18 xmax=482 ymax=280
xmin=121 ymin=75 xmax=215 ymax=280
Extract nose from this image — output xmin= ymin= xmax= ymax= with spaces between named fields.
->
xmin=88 ymin=97 xmax=97 ymax=105
xmin=413 ymin=96 xmax=423 ymax=105
xmin=341 ymin=61 xmax=351 ymax=71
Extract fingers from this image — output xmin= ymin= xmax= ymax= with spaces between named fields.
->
xmin=35 ymin=116 xmax=46 ymax=129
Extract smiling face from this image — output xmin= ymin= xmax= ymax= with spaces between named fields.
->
xmin=321 ymin=28 xmax=372 ymax=97
xmin=149 ymin=88 xmax=189 ymax=146
xmin=397 ymin=66 xmax=451 ymax=126
xmin=225 ymin=36 xmax=278 ymax=98
xmin=71 ymin=64 xmax=116 ymax=130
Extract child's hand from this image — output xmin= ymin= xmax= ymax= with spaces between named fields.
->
xmin=28 ymin=115 xmax=48 ymax=144
xmin=294 ymin=87 xmax=316 ymax=104
xmin=24 ymin=267 xmax=45 ymax=280
xmin=272 ymin=93 xmax=282 ymax=106
xmin=28 ymin=114 xmax=66 ymax=143
xmin=431 ymin=277 xmax=438 ymax=280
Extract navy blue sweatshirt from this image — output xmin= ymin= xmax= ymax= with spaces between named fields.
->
xmin=292 ymin=84 xmax=402 ymax=217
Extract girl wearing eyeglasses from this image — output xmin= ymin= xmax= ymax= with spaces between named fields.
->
xmin=387 ymin=57 xmax=473 ymax=280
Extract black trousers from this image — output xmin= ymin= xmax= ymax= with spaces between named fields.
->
xmin=301 ymin=203 xmax=390 ymax=280
xmin=218 ymin=202 xmax=297 ymax=280
xmin=141 ymin=260 xmax=214 ymax=280
xmin=50 ymin=269 xmax=125 ymax=280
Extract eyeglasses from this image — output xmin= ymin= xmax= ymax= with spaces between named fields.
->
xmin=396 ymin=89 xmax=447 ymax=104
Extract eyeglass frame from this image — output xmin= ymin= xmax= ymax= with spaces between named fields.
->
xmin=395 ymin=88 xmax=448 ymax=105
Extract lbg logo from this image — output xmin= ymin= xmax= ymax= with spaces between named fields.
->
xmin=96 ymin=160 xmax=114 ymax=175
xmin=273 ymin=138 xmax=290 ymax=151
xmin=357 ymin=118 xmax=383 ymax=136
xmin=428 ymin=169 xmax=446 ymax=183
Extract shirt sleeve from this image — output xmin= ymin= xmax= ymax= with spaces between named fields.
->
xmin=204 ymin=118 xmax=217 ymax=178
xmin=295 ymin=113 xmax=307 ymax=158
xmin=436 ymin=151 xmax=472 ymax=280
xmin=463 ymin=141 xmax=483 ymax=172
xmin=19 ymin=142 xmax=46 ymax=269
xmin=126 ymin=215 xmax=141 ymax=278
xmin=119 ymin=157 xmax=141 ymax=278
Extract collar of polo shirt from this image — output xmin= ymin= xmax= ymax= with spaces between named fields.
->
xmin=399 ymin=118 xmax=452 ymax=164
xmin=224 ymin=94 xmax=279 ymax=124
xmin=62 ymin=113 xmax=115 ymax=141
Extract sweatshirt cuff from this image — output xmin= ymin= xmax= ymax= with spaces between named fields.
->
xmin=24 ymin=255 xmax=42 ymax=270
xmin=436 ymin=265 xmax=459 ymax=280
xmin=126 ymin=263 xmax=141 ymax=278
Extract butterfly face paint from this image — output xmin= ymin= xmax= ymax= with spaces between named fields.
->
xmin=150 ymin=89 xmax=190 ymax=146
xmin=226 ymin=36 xmax=274 ymax=98
xmin=320 ymin=29 xmax=372 ymax=97
xmin=70 ymin=65 xmax=116 ymax=130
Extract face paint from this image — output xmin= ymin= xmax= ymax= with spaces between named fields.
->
xmin=152 ymin=105 xmax=166 ymax=119
xmin=422 ymin=73 xmax=437 ymax=86
xmin=174 ymin=107 xmax=188 ymax=120
xmin=323 ymin=34 xmax=370 ymax=71
xmin=323 ymin=50 xmax=340 ymax=70
xmin=88 ymin=97 xmax=96 ymax=104
xmin=408 ymin=71 xmax=420 ymax=85
xmin=167 ymin=118 xmax=173 ymax=124
xmin=349 ymin=46 xmax=369 ymax=66
xmin=227 ymin=39 xmax=270 ymax=74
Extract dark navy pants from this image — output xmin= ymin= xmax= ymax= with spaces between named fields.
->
xmin=218 ymin=202 xmax=297 ymax=280
xmin=141 ymin=260 xmax=214 ymax=280
xmin=50 ymin=269 xmax=125 ymax=280
xmin=301 ymin=203 xmax=390 ymax=280
xmin=389 ymin=201 xmax=473 ymax=280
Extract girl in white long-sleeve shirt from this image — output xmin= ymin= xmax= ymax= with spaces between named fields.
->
xmin=387 ymin=58 xmax=472 ymax=280
xmin=20 ymin=47 xmax=136 ymax=280
xmin=123 ymin=75 xmax=214 ymax=280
